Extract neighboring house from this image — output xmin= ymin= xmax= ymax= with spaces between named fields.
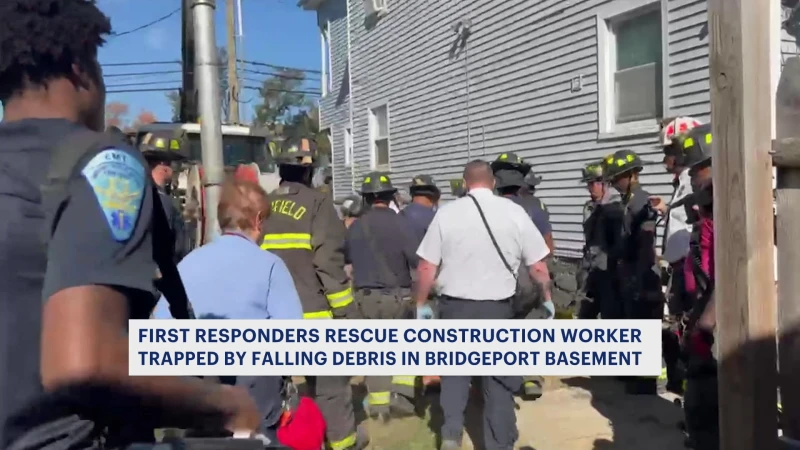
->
xmin=299 ymin=0 xmax=797 ymax=257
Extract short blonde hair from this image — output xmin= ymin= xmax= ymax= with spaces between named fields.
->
xmin=217 ymin=179 xmax=270 ymax=232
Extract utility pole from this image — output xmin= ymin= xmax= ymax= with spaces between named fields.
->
xmin=180 ymin=0 xmax=198 ymax=123
xmin=193 ymin=0 xmax=225 ymax=243
xmin=708 ymin=0 xmax=778 ymax=448
xmin=226 ymin=0 xmax=240 ymax=124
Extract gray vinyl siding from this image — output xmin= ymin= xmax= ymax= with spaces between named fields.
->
xmin=317 ymin=0 xmax=355 ymax=193
xmin=313 ymin=0 xmax=793 ymax=258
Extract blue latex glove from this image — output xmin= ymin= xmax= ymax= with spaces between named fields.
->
xmin=417 ymin=304 xmax=434 ymax=320
xmin=542 ymin=300 xmax=555 ymax=319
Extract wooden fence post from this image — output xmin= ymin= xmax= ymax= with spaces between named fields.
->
xmin=775 ymin=54 xmax=800 ymax=445
xmin=707 ymin=0 xmax=778 ymax=448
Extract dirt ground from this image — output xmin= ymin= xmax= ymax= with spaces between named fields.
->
xmin=356 ymin=376 xmax=686 ymax=450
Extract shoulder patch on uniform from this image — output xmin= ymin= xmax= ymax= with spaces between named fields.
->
xmin=81 ymin=148 xmax=146 ymax=242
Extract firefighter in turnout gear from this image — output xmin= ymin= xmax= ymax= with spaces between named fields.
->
xmin=345 ymin=172 xmax=419 ymax=421
xmin=262 ymin=137 xmax=368 ymax=450
xmin=576 ymin=160 xmax=623 ymax=320
xmin=604 ymin=149 xmax=664 ymax=395
xmin=450 ymin=179 xmax=467 ymax=198
xmin=657 ymin=116 xmax=703 ymax=396
xmin=677 ymin=123 xmax=719 ymax=450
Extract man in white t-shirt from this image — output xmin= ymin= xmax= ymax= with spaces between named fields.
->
xmin=413 ymin=160 xmax=552 ymax=450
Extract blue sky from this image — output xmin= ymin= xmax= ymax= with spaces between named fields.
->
xmin=98 ymin=0 xmax=321 ymax=124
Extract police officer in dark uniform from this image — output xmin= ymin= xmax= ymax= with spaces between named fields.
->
xmin=142 ymin=138 xmax=191 ymax=262
xmin=400 ymin=174 xmax=440 ymax=241
xmin=262 ymin=138 xmax=368 ymax=450
xmin=576 ymin=160 xmax=623 ymax=321
xmin=604 ymin=149 xmax=664 ymax=395
xmin=345 ymin=172 xmax=419 ymax=420
xmin=0 ymin=2 xmax=259 ymax=448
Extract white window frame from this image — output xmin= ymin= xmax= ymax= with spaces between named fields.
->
xmin=596 ymin=0 xmax=669 ymax=139
xmin=320 ymin=21 xmax=332 ymax=96
xmin=344 ymin=127 xmax=353 ymax=167
xmin=368 ymin=104 xmax=390 ymax=171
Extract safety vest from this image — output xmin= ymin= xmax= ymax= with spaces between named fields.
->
xmin=261 ymin=182 xmax=353 ymax=319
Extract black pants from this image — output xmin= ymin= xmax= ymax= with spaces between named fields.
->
xmin=667 ymin=259 xmax=692 ymax=315
xmin=577 ymin=270 xmax=623 ymax=319
xmin=438 ymin=296 xmax=520 ymax=450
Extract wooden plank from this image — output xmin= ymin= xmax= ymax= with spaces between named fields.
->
xmin=773 ymin=138 xmax=800 ymax=168
xmin=776 ymin=55 xmax=800 ymax=442
xmin=708 ymin=0 xmax=778 ymax=448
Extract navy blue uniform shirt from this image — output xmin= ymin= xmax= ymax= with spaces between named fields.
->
xmin=344 ymin=207 xmax=419 ymax=289
xmin=400 ymin=202 xmax=436 ymax=241
xmin=509 ymin=195 xmax=552 ymax=237
xmin=0 ymin=118 xmax=161 ymax=449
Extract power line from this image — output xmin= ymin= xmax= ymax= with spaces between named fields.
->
xmin=241 ymin=83 xmax=321 ymax=95
xmin=106 ymin=87 xmax=181 ymax=94
xmin=105 ymin=86 xmax=321 ymax=96
xmin=99 ymin=59 xmax=323 ymax=77
xmin=102 ymin=61 xmax=180 ymax=67
xmin=110 ymin=7 xmax=181 ymax=37
xmin=242 ymin=85 xmax=321 ymax=96
xmin=239 ymin=59 xmax=322 ymax=75
xmin=104 ymin=70 xmax=182 ymax=78
xmin=106 ymin=80 xmax=182 ymax=88
xmin=241 ymin=68 xmax=319 ymax=81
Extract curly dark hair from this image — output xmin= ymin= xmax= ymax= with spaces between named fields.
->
xmin=0 ymin=0 xmax=111 ymax=102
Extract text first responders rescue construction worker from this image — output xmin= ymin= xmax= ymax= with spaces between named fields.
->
xmin=0 ymin=1 xmax=261 ymax=448
xmin=604 ymin=149 xmax=664 ymax=395
xmin=576 ymin=160 xmax=623 ymax=321
xmin=414 ymin=160 xmax=553 ymax=450
xmin=345 ymin=172 xmax=419 ymax=420
xmin=261 ymin=137 xmax=368 ymax=450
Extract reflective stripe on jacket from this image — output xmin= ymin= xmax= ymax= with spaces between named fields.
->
xmin=262 ymin=182 xmax=353 ymax=319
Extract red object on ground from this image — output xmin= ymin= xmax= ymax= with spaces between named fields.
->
xmin=276 ymin=396 xmax=326 ymax=450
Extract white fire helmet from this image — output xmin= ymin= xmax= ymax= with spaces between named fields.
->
xmin=660 ymin=116 xmax=703 ymax=146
